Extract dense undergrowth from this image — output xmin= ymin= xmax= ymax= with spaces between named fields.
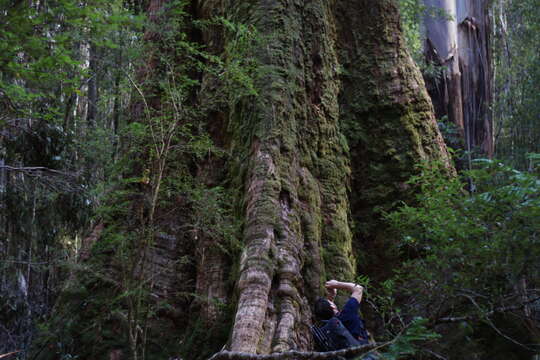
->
xmin=369 ymin=157 xmax=540 ymax=359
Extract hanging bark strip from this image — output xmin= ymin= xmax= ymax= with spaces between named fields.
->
xmin=424 ymin=0 xmax=465 ymax=136
xmin=456 ymin=0 xmax=493 ymax=157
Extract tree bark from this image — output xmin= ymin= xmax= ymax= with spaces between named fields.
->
xmin=423 ymin=0 xmax=494 ymax=158
xmin=219 ymin=0 xmax=451 ymax=353
xmin=221 ymin=0 xmax=356 ymax=352
xmin=423 ymin=0 xmax=465 ymax=136
xmin=456 ymin=0 xmax=493 ymax=157
xmin=336 ymin=0 xmax=452 ymax=282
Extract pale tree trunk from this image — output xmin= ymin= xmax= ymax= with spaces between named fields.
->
xmin=423 ymin=0 xmax=465 ymax=136
xmin=424 ymin=0 xmax=494 ymax=158
xmin=456 ymin=0 xmax=493 ymax=158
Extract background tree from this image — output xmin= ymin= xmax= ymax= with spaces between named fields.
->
xmin=0 ymin=0 xmax=141 ymax=354
xmin=422 ymin=0 xmax=494 ymax=161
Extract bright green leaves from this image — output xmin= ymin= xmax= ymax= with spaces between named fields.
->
xmin=397 ymin=0 xmax=425 ymax=64
xmin=0 ymin=0 xmax=142 ymax=120
xmin=388 ymin=159 xmax=539 ymax=289
xmin=343 ymin=158 xmax=539 ymax=358
xmin=219 ymin=17 xmax=261 ymax=101
xmin=382 ymin=159 xmax=540 ymax=355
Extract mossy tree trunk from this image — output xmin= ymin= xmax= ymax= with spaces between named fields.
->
xmin=335 ymin=0 xmax=453 ymax=284
xmin=32 ymin=0 xmax=452 ymax=358
xmin=198 ymin=0 xmax=452 ymax=354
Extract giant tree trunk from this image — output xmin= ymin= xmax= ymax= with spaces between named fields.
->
xmin=199 ymin=0 xmax=452 ymax=354
xmin=32 ymin=0 xmax=452 ymax=358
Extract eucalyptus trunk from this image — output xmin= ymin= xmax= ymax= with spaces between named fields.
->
xmin=423 ymin=0 xmax=493 ymax=158
xmin=424 ymin=0 xmax=465 ymax=136
xmin=201 ymin=0 xmax=452 ymax=354
xmin=456 ymin=0 xmax=494 ymax=158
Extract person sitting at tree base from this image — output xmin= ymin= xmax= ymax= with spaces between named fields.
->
xmin=312 ymin=279 xmax=375 ymax=358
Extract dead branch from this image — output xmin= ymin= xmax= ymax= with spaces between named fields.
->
xmin=436 ymin=296 xmax=540 ymax=324
xmin=0 ymin=165 xmax=77 ymax=178
xmin=0 ymin=164 xmax=84 ymax=193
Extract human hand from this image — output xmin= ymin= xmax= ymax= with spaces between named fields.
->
xmin=325 ymin=280 xmax=340 ymax=289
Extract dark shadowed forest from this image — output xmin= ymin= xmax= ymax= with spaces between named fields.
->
xmin=1 ymin=0 xmax=539 ymax=359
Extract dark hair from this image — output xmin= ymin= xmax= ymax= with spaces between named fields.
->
xmin=314 ymin=298 xmax=334 ymax=320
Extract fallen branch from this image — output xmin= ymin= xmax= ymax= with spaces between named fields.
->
xmin=207 ymin=342 xmax=386 ymax=360
xmin=0 ymin=164 xmax=84 ymax=193
xmin=0 ymin=165 xmax=77 ymax=178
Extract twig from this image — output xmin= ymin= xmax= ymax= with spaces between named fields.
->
xmin=422 ymin=349 xmax=448 ymax=360
xmin=436 ymin=296 xmax=540 ymax=324
xmin=484 ymin=315 xmax=536 ymax=351
xmin=0 ymin=260 xmax=49 ymax=265
xmin=463 ymin=294 xmax=537 ymax=351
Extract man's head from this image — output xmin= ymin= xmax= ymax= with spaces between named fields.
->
xmin=314 ymin=298 xmax=338 ymax=320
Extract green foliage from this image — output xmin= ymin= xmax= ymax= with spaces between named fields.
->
xmin=388 ymin=160 xmax=539 ymax=292
xmin=29 ymin=1 xmax=257 ymax=358
xmin=189 ymin=185 xmax=243 ymax=256
xmin=397 ymin=0 xmax=425 ymax=64
xmin=380 ymin=318 xmax=440 ymax=360
xmin=383 ymin=159 xmax=540 ymax=357
xmin=218 ymin=17 xmax=261 ymax=103
xmin=493 ymin=0 xmax=540 ymax=168
xmin=0 ymin=1 xmax=145 ymax=352
xmin=0 ymin=0 xmax=142 ymax=120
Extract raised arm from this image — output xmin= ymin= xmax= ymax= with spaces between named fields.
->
xmin=325 ymin=280 xmax=363 ymax=303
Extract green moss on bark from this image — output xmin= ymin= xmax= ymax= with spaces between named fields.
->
xmin=334 ymin=0 xmax=452 ymax=280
